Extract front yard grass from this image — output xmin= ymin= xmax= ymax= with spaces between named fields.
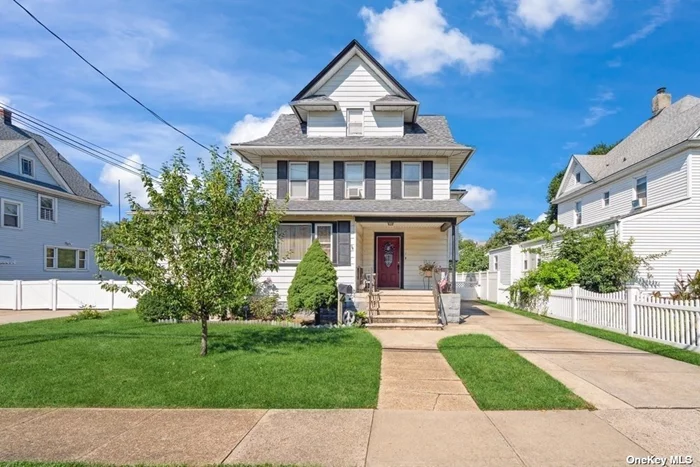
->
xmin=0 ymin=310 xmax=381 ymax=409
xmin=439 ymin=334 xmax=592 ymax=410
xmin=480 ymin=300 xmax=700 ymax=367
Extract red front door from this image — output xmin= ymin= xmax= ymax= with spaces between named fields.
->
xmin=376 ymin=236 xmax=401 ymax=289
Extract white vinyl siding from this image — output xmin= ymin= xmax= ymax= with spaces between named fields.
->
xmin=263 ymin=219 xmax=356 ymax=301
xmin=262 ymin=158 xmax=451 ymax=201
xmin=307 ymin=55 xmax=404 ymax=138
xmin=561 ymin=161 xmax=592 ymax=194
xmin=361 ymin=224 xmax=448 ymax=290
xmin=557 ymin=152 xmax=689 ymax=229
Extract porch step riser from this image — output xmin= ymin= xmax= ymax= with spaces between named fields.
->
xmin=372 ymin=316 xmax=438 ymax=324
xmin=377 ymin=302 xmax=435 ymax=311
xmin=374 ymin=290 xmax=434 ymax=296
xmin=374 ymin=297 xmax=435 ymax=305
xmin=375 ymin=309 xmax=436 ymax=315
xmin=366 ymin=323 xmax=443 ymax=331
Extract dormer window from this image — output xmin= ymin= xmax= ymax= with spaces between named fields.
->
xmin=346 ymin=109 xmax=363 ymax=136
xmin=20 ymin=156 xmax=34 ymax=177
xmin=289 ymin=162 xmax=308 ymax=199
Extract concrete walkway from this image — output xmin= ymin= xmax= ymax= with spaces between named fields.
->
xmin=1 ymin=407 xmax=699 ymax=466
xmin=372 ymin=302 xmax=700 ymax=410
xmin=0 ymin=310 xmax=77 ymax=325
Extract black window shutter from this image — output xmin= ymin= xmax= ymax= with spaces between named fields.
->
xmin=390 ymin=161 xmax=402 ymax=199
xmin=276 ymin=161 xmax=288 ymax=199
xmin=422 ymin=161 xmax=433 ymax=199
xmin=308 ymin=161 xmax=319 ymax=200
xmin=331 ymin=222 xmax=338 ymax=265
xmin=365 ymin=161 xmax=376 ymax=200
xmin=337 ymin=221 xmax=351 ymax=266
xmin=333 ymin=161 xmax=345 ymax=200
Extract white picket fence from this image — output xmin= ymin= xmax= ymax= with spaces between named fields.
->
xmin=0 ymin=280 xmax=138 ymax=311
xmin=457 ymin=273 xmax=700 ymax=352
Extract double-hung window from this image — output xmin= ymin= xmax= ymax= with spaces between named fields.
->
xmin=603 ymin=191 xmax=610 ymax=207
xmin=20 ymin=156 xmax=34 ymax=177
xmin=278 ymin=224 xmax=312 ymax=262
xmin=345 ymin=162 xmax=364 ymax=198
xmin=493 ymin=256 xmax=499 ymax=271
xmin=403 ymin=162 xmax=421 ymax=198
xmin=635 ymin=176 xmax=647 ymax=201
xmin=45 ymin=247 xmax=87 ymax=270
xmin=574 ymin=201 xmax=582 ymax=226
xmin=346 ymin=109 xmax=363 ymax=136
xmin=1 ymin=199 xmax=22 ymax=229
xmin=39 ymin=195 xmax=56 ymax=222
xmin=289 ymin=162 xmax=308 ymax=199
xmin=315 ymin=224 xmax=332 ymax=258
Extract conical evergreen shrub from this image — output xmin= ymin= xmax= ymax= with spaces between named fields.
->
xmin=287 ymin=240 xmax=338 ymax=313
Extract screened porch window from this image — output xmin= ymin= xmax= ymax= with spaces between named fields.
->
xmin=278 ymin=224 xmax=312 ymax=262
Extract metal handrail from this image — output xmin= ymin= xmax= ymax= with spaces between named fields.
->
xmin=431 ymin=270 xmax=448 ymax=326
xmin=366 ymin=274 xmax=379 ymax=322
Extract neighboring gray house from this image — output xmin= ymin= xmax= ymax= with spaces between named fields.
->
xmin=0 ymin=108 xmax=109 ymax=280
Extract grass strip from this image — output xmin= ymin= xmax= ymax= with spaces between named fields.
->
xmin=0 ymin=310 xmax=381 ymax=409
xmin=439 ymin=334 xmax=591 ymax=410
xmin=480 ymin=300 xmax=700 ymax=367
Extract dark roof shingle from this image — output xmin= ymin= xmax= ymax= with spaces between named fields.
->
xmin=0 ymin=121 xmax=108 ymax=204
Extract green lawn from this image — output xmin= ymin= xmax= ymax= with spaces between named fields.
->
xmin=439 ymin=334 xmax=592 ymax=411
xmin=480 ymin=300 xmax=700 ymax=367
xmin=0 ymin=311 xmax=381 ymax=409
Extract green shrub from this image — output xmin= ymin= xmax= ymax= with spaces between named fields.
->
xmin=249 ymin=295 xmax=278 ymax=320
xmin=509 ymin=259 xmax=579 ymax=311
xmin=69 ymin=305 xmax=102 ymax=321
xmin=136 ymin=291 xmax=185 ymax=322
xmin=287 ymin=240 xmax=338 ymax=314
xmin=354 ymin=310 xmax=369 ymax=327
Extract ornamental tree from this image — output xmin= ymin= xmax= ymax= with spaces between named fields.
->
xmin=287 ymin=240 xmax=338 ymax=317
xmin=95 ymin=148 xmax=284 ymax=355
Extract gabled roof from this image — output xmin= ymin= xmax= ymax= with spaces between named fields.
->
xmin=292 ymin=39 xmax=417 ymax=103
xmin=0 ymin=140 xmax=29 ymax=158
xmin=555 ymin=95 xmax=700 ymax=200
xmin=0 ymin=119 xmax=109 ymax=204
xmin=234 ymin=114 xmax=463 ymax=148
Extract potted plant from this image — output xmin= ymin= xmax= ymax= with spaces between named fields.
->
xmin=418 ymin=261 xmax=437 ymax=278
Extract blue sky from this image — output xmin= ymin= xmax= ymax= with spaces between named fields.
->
xmin=1 ymin=0 xmax=698 ymax=240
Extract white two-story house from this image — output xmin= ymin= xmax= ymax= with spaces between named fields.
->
xmin=489 ymin=88 xmax=700 ymax=294
xmin=231 ymin=40 xmax=475 ymax=314
xmin=0 ymin=108 xmax=109 ymax=280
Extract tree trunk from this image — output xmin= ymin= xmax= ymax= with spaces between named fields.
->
xmin=200 ymin=312 xmax=208 ymax=356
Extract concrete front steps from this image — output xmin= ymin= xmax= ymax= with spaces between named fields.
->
xmin=366 ymin=290 xmax=443 ymax=331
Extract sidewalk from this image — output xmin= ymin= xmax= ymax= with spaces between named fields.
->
xmin=1 ymin=407 xmax=699 ymax=466
xmin=0 ymin=310 xmax=76 ymax=325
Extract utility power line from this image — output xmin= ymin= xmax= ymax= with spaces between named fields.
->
xmin=11 ymin=0 xmax=210 ymax=152
xmin=4 ymin=104 xmax=161 ymax=177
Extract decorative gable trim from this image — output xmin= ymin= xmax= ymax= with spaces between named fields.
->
xmin=1 ymin=140 xmax=73 ymax=194
xmin=555 ymin=156 xmax=594 ymax=200
xmin=292 ymin=40 xmax=416 ymax=104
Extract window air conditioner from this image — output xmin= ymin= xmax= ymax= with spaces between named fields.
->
xmin=632 ymin=198 xmax=647 ymax=209
xmin=347 ymin=187 xmax=363 ymax=199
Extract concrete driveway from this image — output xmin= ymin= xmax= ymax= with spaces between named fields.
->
xmin=0 ymin=310 xmax=76 ymax=325
xmin=463 ymin=303 xmax=700 ymax=409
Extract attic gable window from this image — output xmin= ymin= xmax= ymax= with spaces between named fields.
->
xmin=575 ymin=172 xmax=581 ymax=183
xmin=346 ymin=109 xmax=363 ymax=136
xmin=20 ymin=156 xmax=34 ymax=177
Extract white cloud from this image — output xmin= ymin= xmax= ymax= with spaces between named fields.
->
xmin=99 ymin=154 xmax=149 ymax=207
xmin=535 ymin=212 xmax=547 ymax=222
xmin=458 ymin=184 xmax=497 ymax=211
xmin=606 ymin=57 xmax=622 ymax=68
xmin=614 ymin=0 xmax=677 ymax=48
xmin=224 ymin=105 xmax=292 ymax=144
xmin=513 ymin=0 xmax=611 ymax=31
xmin=359 ymin=0 xmax=501 ymax=77
xmin=0 ymin=96 xmax=10 ymax=106
xmin=581 ymin=89 xmax=619 ymax=127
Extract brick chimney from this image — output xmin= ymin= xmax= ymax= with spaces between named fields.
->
xmin=0 ymin=107 xmax=11 ymax=125
xmin=652 ymin=87 xmax=671 ymax=116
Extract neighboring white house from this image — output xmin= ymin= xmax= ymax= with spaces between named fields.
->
xmin=488 ymin=88 xmax=700 ymax=294
xmin=231 ymin=40 xmax=475 ymax=310
xmin=0 ymin=108 xmax=109 ymax=280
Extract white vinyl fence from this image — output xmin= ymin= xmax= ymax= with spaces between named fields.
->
xmin=0 ymin=280 xmax=138 ymax=311
xmin=459 ymin=271 xmax=700 ymax=352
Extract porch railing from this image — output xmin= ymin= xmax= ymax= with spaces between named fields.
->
xmin=366 ymin=273 xmax=379 ymax=322
xmin=431 ymin=270 xmax=448 ymax=326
